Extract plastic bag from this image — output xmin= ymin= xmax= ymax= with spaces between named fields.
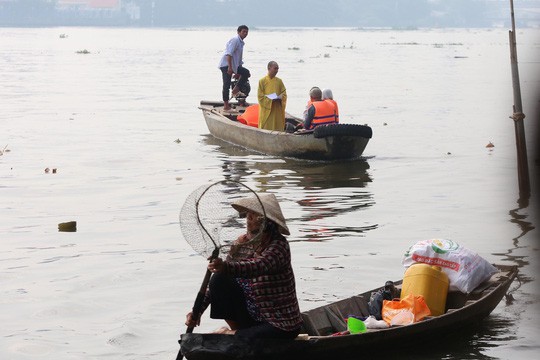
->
xmin=390 ymin=310 xmax=414 ymax=326
xmin=402 ymin=239 xmax=498 ymax=293
xmin=381 ymin=294 xmax=431 ymax=325
xmin=363 ymin=315 xmax=389 ymax=329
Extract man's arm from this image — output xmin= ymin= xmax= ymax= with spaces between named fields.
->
xmin=304 ymin=104 xmax=315 ymax=130
xmin=226 ymin=54 xmax=233 ymax=75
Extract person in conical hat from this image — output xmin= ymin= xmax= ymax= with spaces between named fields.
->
xmin=185 ymin=192 xmax=302 ymax=339
xmin=231 ymin=192 xmax=290 ymax=235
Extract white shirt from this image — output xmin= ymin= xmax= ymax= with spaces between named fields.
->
xmin=218 ymin=34 xmax=245 ymax=73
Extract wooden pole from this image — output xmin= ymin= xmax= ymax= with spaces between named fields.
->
xmin=508 ymin=0 xmax=530 ymax=196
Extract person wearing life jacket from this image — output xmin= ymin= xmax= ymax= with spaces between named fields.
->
xmin=303 ymin=86 xmax=338 ymax=130
xmin=302 ymin=86 xmax=318 ymax=117
xmin=322 ymin=88 xmax=339 ymax=123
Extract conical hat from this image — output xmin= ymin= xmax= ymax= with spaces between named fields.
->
xmin=231 ymin=193 xmax=290 ymax=235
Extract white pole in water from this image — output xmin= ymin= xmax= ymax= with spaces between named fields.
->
xmin=508 ymin=0 xmax=530 ymax=196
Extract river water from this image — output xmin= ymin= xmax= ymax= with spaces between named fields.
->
xmin=1 ymin=27 xmax=539 ymax=359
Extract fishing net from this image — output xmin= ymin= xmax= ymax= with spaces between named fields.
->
xmin=179 ymin=180 xmax=266 ymax=260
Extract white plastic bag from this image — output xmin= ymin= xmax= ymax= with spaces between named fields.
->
xmin=402 ymin=239 xmax=498 ymax=293
xmin=363 ymin=315 xmax=390 ymax=329
xmin=390 ymin=310 xmax=414 ymax=326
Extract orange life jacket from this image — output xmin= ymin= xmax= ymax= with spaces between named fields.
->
xmin=309 ymin=101 xmax=338 ymax=129
xmin=325 ymin=99 xmax=339 ymax=123
xmin=237 ymin=104 xmax=259 ymax=127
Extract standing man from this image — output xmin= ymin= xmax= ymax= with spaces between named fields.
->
xmin=219 ymin=25 xmax=251 ymax=111
xmin=257 ymin=61 xmax=287 ymax=131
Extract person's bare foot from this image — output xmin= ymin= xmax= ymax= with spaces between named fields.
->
xmin=213 ymin=326 xmax=236 ymax=335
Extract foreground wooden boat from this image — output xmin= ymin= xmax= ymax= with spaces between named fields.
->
xmin=199 ymin=100 xmax=372 ymax=161
xmin=179 ymin=264 xmax=517 ymax=360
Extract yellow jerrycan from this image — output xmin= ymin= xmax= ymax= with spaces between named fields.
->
xmin=400 ymin=263 xmax=449 ymax=316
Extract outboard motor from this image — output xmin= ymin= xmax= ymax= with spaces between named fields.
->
xmin=231 ymin=76 xmax=250 ymax=103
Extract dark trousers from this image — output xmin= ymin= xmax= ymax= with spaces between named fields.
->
xmin=209 ymin=272 xmax=257 ymax=328
xmin=208 ymin=273 xmax=301 ymax=339
xmin=220 ymin=65 xmax=250 ymax=102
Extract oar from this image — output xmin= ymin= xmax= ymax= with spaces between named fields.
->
xmin=176 ymin=252 xmax=216 ymax=360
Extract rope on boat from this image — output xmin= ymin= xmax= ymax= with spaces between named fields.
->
xmin=510 ymin=112 xmax=525 ymax=122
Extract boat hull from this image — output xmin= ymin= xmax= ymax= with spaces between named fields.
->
xmin=200 ymin=101 xmax=371 ymax=161
xmin=179 ymin=264 xmax=517 ymax=360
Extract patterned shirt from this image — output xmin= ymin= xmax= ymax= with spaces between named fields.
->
xmin=225 ymin=235 xmax=303 ymax=332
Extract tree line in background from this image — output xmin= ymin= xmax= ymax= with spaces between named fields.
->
xmin=1 ymin=0 xmax=539 ymax=27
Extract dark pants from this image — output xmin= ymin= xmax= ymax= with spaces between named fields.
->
xmin=209 ymin=272 xmax=256 ymax=328
xmin=220 ymin=65 xmax=250 ymax=102
xmin=208 ymin=273 xmax=300 ymax=339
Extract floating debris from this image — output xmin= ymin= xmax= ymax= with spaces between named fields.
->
xmin=59 ymin=34 xmax=68 ymax=38
xmin=486 ymin=141 xmax=495 ymax=148
xmin=58 ymin=221 xmax=77 ymax=232
xmin=323 ymin=53 xmax=330 ymax=58
xmin=76 ymin=49 xmax=90 ymax=54
xmin=44 ymin=167 xmax=58 ymax=174
xmin=288 ymin=47 xmax=300 ymax=50
xmin=0 ymin=144 xmax=8 ymax=156
xmin=174 ymin=138 xmax=181 ymax=143
xmin=447 ymin=152 xmax=452 ymax=155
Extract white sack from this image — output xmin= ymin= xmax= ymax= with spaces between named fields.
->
xmin=402 ymin=239 xmax=498 ymax=293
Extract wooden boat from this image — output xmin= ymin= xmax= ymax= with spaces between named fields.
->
xmin=199 ymin=100 xmax=372 ymax=161
xmin=179 ymin=264 xmax=517 ymax=360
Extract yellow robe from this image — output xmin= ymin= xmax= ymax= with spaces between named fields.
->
xmin=257 ymin=75 xmax=287 ymax=131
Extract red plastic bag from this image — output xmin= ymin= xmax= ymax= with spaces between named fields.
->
xmin=381 ymin=294 xmax=431 ymax=325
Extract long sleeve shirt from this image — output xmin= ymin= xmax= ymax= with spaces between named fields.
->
xmin=225 ymin=235 xmax=302 ymax=332
xmin=218 ymin=34 xmax=245 ymax=73
xmin=199 ymin=235 xmax=302 ymax=332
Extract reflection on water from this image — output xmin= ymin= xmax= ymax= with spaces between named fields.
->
xmin=201 ymin=135 xmax=377 ymax=242
xmin=507 ymin=197 xmax=536 ymax=268
xmin=492 ymin=195 xmax=536 ymax=279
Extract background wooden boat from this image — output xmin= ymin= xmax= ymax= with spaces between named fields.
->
xmin=179 ymin=264 xmax=517 ymax=360
xmin=199 ymin=100 xmax=372 ymax=161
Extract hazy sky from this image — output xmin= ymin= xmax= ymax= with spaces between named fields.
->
xmin=1 ymin=0 xmax=540 ymax=28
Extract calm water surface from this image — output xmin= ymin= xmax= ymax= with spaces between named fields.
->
xmin=1 ymin=27 xmax=539 ymax=359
